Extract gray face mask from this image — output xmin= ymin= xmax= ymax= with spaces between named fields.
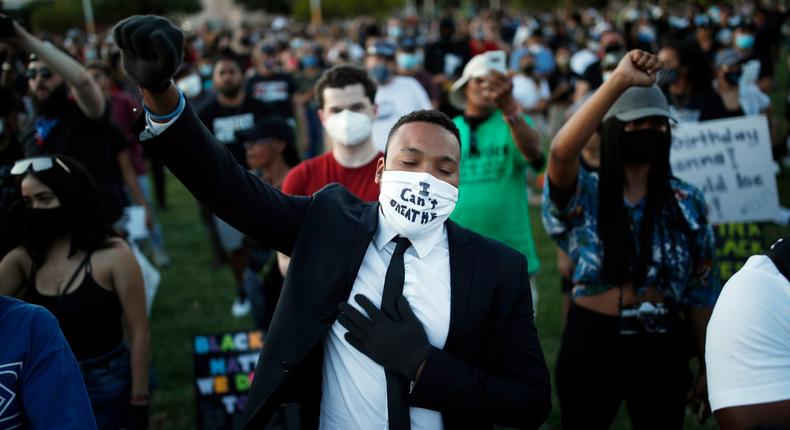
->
xmin=656 ymin=68 xmax=678 ymax=86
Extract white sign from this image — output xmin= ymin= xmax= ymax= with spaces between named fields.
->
xmin=124 ymin=205 xmax=148 ymax=240
xmin=669 ymin=115 xmax=779 ymax=224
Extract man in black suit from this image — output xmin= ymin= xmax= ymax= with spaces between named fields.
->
xmin=114 ymin=15 xmax=551 ymax=430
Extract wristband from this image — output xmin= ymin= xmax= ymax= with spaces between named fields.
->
xmin=143 ymin=85 xmax=184 ymax=122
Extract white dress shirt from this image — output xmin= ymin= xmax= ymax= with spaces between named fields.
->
xmin=319 ymin=209 xmax=451 ymax=430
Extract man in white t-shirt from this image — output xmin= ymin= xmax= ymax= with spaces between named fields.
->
xmin=365 ymin=41 xmax=432 ymax=151
xmin=706 ymin=237 xmax=790 ymax=429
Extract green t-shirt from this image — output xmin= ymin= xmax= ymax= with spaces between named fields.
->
xmin=450 ymin=112 xmax=541 ymax=274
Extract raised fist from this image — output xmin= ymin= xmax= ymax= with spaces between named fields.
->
xmin=113 ymin=15 xmax=184 ymax=93
xmin=612 ymin=50 xmax=663 ymax=88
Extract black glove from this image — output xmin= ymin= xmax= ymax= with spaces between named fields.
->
xmin=338 ymin=294 xmax=432 ymax=380
xmin=126 ymin=403 xmax=149 ymax=430
xmin=113 ymin=15 xmax=184 ymax=93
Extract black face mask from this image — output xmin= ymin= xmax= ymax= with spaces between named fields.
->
xmin=522 ymin=65 xmax=535 ymax=75
xmin=24 ymin=207 xmax=70 ymax=249
xmin=724 ymin=71 xmax=741 ymax=86
xmin=621 ymin=129 xmax=669 ymax=165
xmin=218 ymin=84 xmax=242 ymax=98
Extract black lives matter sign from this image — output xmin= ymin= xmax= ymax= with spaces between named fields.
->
xmin=192 ymin=330 xmax=263 ymax=430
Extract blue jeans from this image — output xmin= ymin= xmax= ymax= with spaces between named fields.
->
xmin=80 ymin=344 xmax=132 ymax=430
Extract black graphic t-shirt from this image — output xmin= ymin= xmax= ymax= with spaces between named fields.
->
xmin=245 ymin=73 xmax=296 ymax=120
xmin=197 ymin=96 xmax=274 ymax=168
xmin=661 ymin=87 xmax=728 ymax=125
xmin=26 ymin=103 xmax=129 ymax=223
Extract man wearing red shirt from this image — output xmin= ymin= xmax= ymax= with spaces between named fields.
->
xmin=282 ymin=65 xmax=381 ymax=201
xmin=279 ymin=65 xmax=381 ymax=273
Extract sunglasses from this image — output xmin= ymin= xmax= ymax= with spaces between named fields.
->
xmin=25 ymin=67 xmax=54 ymax=80
xmin=11 ymin=157 xmax=71 ymax=175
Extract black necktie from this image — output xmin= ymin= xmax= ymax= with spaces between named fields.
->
xmin=381 ymin=236 xmax=412 ymax=430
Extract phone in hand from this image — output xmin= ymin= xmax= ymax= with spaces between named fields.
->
xmin=0 ymin=16 xmax=14 ymax=38
xmin=485 ymin=50 xmax=507 ymax=75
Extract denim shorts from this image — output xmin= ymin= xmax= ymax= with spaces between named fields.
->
xmin=79 ymin=344 xmax=132 ymax=430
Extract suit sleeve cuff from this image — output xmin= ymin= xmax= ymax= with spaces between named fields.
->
xmin=144 ymin=87 xmax=185 ymax=137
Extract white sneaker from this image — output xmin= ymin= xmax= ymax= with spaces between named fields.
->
xmin=231 ymin=297 xmax=251 ymax=317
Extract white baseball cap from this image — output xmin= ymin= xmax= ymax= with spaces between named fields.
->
xmin=448 ymin=54 xmax=492 ymax=110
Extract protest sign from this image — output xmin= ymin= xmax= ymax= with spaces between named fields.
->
xmin=193 ymin=330 xmax=263 ymax=430
xmin=714 ymin=222 xmax=766 ymax=281
xmin=669 ymin=115 xmax=779 ymax=224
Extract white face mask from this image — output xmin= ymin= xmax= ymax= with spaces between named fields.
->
xmin=177 ymin=74 xmax=203 ymax=98
xmin=324 ymin=109 xmax=373 ymax=147
xmin=378 ymin=170 xmax=458 ymax=239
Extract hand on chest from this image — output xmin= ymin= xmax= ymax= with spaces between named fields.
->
xmin=346 ymin=243 xmax=452 ymax=348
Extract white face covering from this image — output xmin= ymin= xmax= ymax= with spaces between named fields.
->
xmin=324 ymin=110 xmax=373 ymax=146
xmin=177 ymin=73 xmax=203 ymax=98
xmin=378 ymin=170 xmax=458 ymax=239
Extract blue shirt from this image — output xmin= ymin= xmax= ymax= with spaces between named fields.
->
xmin=542 ymin=168 xmax=721 ymax=307
xmin=0 ymin=296 xmax=97 ymax=429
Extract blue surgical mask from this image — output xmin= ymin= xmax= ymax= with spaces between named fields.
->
xmin=396 ymin=53 xmax=419 ymax=71
xmin=369 ymin=63 xmax=392 ymax=84
xmin=199 ymin=64 xmax=213 ymax=78
xmin=735 ymin=34 xmax=755 ymax=50
xmin=302 ymin=55 xmax=319 ymax=68
xmin=388 ymin=26 xmax=403 ymax=39
xmin=637 ymin=26 xmax=656 ymax=44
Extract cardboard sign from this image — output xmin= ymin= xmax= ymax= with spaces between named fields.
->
xmin=669 ymin=115 xmax=779 ymax=224
xmin=193 ymin=330 xmax=263 ymax=430
xmin=715 ymin=222 xmax=766 ymax=282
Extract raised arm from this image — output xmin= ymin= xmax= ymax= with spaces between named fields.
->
xmin=488 ymin=71 xmax=542 ymax=162
xmin=3 ymin=15 xmax=105 ymax=119
xmin=548 ymin=50 xmax=662 ymax=189
xmin=114 ymin=15 xmax=310 ymax=253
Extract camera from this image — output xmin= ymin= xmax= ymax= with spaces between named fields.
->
xmin=619 ymin=301 xmax=669 ymax=335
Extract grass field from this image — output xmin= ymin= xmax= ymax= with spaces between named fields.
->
xmin=148 ymin=55 xmax=790 ymax=430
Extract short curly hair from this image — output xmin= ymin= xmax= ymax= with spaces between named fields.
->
xmin=385 ymin=110 xmax=461 ymax=159
xmin=314 ymin=64 xmax=377 ymax=108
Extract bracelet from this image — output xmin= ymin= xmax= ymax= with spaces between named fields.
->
xmin=503 ymin=110 xmax=521 ymax=124
xmin=143 ymin=84 xmax=184 ymax=122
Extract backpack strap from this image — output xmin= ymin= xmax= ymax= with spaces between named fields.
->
xmin=765 ymin=237 xmax=790 ymax=283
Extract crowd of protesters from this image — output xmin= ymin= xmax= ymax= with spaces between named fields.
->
xmin=1 ymin=1 xmax=790 ymax=429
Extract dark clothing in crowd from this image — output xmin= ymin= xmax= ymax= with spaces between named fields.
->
xmin=24 ymin=255 xmax=123 ymax=361
xmin=27 ymin=101 xmax=129 ymax=222
xmin=661 ymin=86 xmax=728 ymax=124
xmin=245 ymin=73 xmax=296 ymax=120
xmin=197 ymin=95 xmax=273 ymax=168
xmin=557 ymin=304 xmax=691 ymax=430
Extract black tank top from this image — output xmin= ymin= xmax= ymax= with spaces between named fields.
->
xmin=24 ymin=253 xmax=124 ymax=361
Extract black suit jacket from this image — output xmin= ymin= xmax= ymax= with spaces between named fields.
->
xmin=141 ymin=103 xmax=551 ymax=429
